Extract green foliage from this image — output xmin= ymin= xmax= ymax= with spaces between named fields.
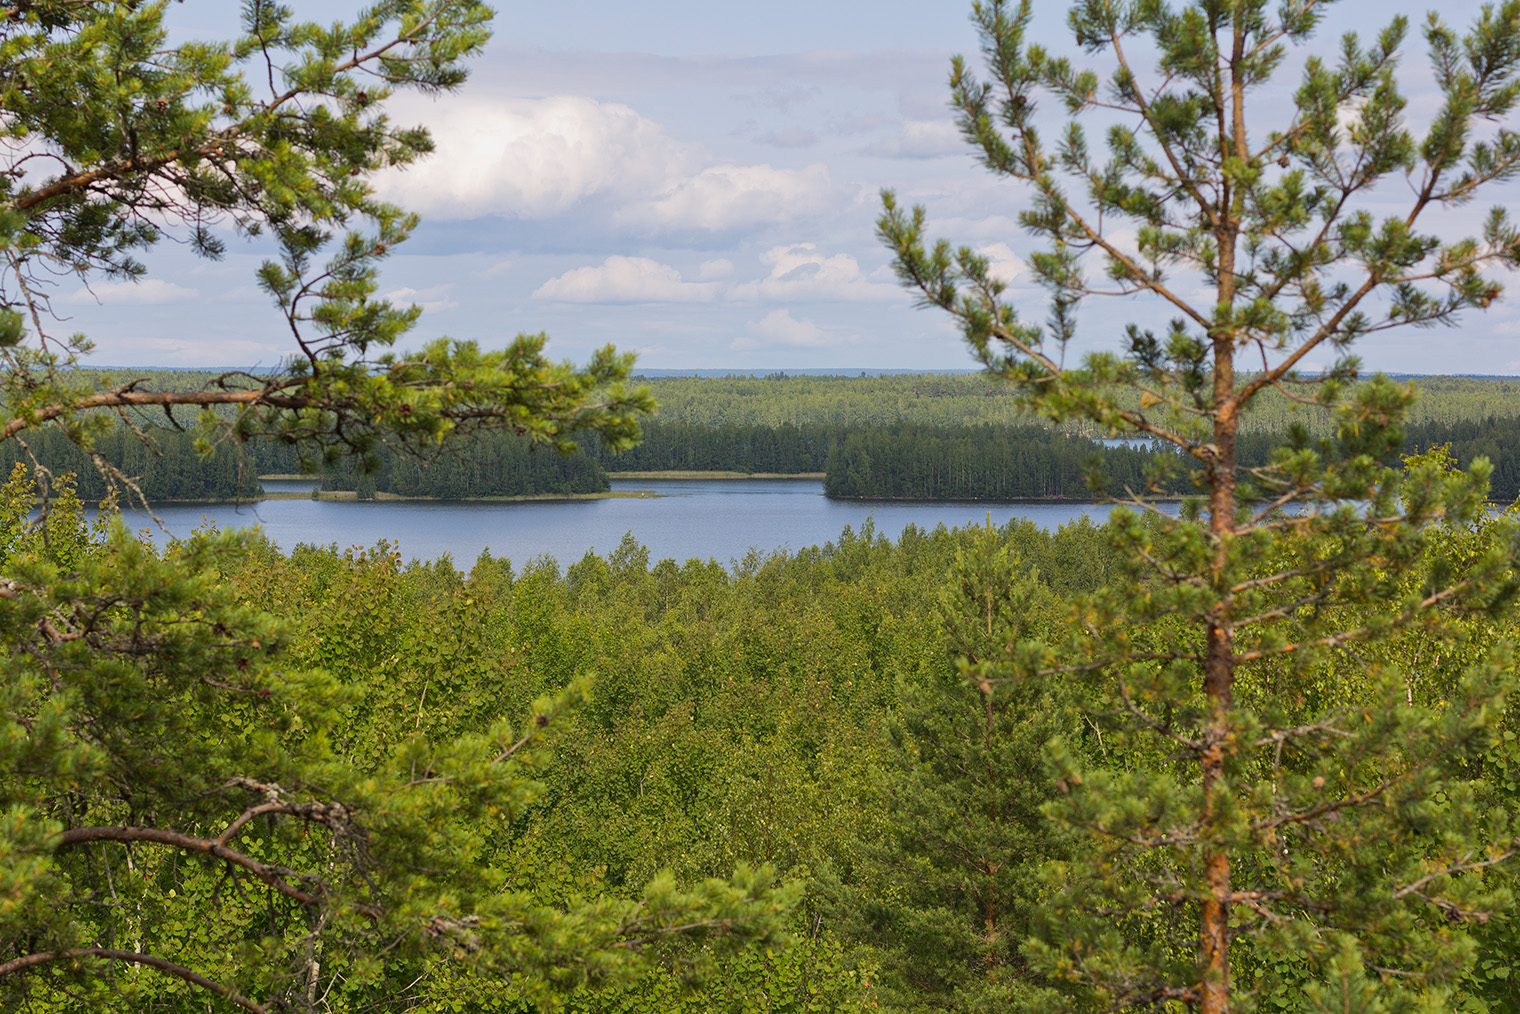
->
xmin=852 ymin=523 xmax=1073 ymax=1013
xmin=881 ymin=1 xmax=1520 ymax=1012
xmin=183 ymin=510 xmax=1146 ymax=1013
xmin=0 ymin=502 xmax=801 ymax=1011
xmin=325 ymin=429 xmax=609 ymax=498
xmin=823 ymin=423 xmax=1168 ymax=499
xmin=0 ymin=0 xmax=651 ymax=504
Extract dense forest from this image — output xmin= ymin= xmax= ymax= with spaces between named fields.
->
xmin=12 ymin=0 xmax=1520 ymax=1009
xmin=318 ymin=431 xmax=608 ymax=499
xmin=0 ymin=422 xmax=610 ymax=501
xmin=630 ymin=372 xmax=1520 ymax=432
xmin=821 ymin=416 xmax=1520 ymax=502
xmin=10 ymin=463 xmax=1520 ymax=1012
xmin=821 ymin=424 xmax=1162 ymax=499
xmin=18 ymin=375 xmax=1520 ymax=502
xmin=588 ymin=420 xmax=835 ymax=474
xmin=0 ymin=423 xmax=268 ymax=501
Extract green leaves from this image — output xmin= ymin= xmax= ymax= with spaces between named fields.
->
xmin=0 ymin=504 xmax=821 ymax=1011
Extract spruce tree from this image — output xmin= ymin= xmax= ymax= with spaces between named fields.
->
xmin=881 ymin=1 xmax=1520 ymax=1010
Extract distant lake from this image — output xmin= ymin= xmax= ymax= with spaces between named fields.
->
xmin=104 ymin=478 xmax=1168 ymax=568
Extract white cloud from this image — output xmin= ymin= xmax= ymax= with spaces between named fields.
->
xmin=735 ymin=308 xmax=838 ymax=349
xmin=696 ymin=258 xmax=734 ymax=281
xmin=533 ymin=256 xmax=718 ymax=303
xmin=375 ymin=95 xmax=833 ymax=233
xmin=617 ymin=162 xmax=834 ymax=233
xmin=376 ymin=96 xmax=687 ymax=219
xmin=864 ymin=119 xmax=964 ymax=159
xmin=65 ymin=278 xmax=198 ymax=305
xmin=975 ymin=243 xmax=1024 ymax=285
xmin=384 ymin=285 xmax=458 ymax=313
xmin=731 ymin=243 xmax=899 ymax=302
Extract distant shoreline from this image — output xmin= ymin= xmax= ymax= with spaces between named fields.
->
xmin=131 ymin=489 xmax=659 ymax=505
xmin=259 ymin=489 xmax=657 ymax=503
xmin=607 ymin=470 xmax=825 ymax=480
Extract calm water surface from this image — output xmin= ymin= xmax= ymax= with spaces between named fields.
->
xmin=113 ymin=478 xmax=1151 ymax=567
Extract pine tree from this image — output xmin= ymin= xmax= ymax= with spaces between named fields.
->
xmin=869 ymin=523 xmax=1071 ymax=1013
xmin=0 ymin=0 xmax=651 ymax=502
xmin=881 ymin=1 xmax=1520 ymax=1010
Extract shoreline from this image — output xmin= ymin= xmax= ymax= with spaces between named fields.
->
xmin=136 ymin=489 xmax=660 ymax=505
xmin=262 ymin=489 xmax=658 ymax=503
xmin=606 ymin=470 xmax=825 ymax=480
xmin=827 ymin=495 xmax=1187 ymax=504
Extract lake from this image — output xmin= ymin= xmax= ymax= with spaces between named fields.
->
xmin=107 ymin=478 xmax=1162 ymax=568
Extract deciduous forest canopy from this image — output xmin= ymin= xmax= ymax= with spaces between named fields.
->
xmin=4 ymin=1 xmax=1520 ymax=1013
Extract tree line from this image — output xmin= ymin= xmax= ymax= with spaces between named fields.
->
xmin=824 ymin=417 xmax=1520 ymax=502
xmin=18 ymin=412 xmax=1520 ymax=504
xmin=821 ymin=423 xmax=1160 ymax=499
xmin=630 ymin=372 xmax=1520 ymax=434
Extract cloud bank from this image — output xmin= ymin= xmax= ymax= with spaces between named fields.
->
xmin=377 ymin=95 xmax=835 ymax=234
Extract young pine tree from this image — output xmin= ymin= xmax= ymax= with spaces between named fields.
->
xmin=881 ymin=2 xmax=1520 ymax=1011
xmin=870 ymin=523 xmax=1072 ymax=1014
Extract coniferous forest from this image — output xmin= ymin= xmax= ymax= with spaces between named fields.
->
xmin=17 ymin=376 xmax=1520 ymax=503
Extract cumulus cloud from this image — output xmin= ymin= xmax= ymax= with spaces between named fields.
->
xmin=616 ymin=162 xmax=834 ymax=233
xmin=375 ymin=95 xmax=833 ymax=233
xmin=731 ymin=243 xmax=899 ymax=302
xmin=735 ymin=309 xmax=837 ymax=349
xmin=864 ymin=119 xmax=964 ymax=159
xmin=533 ymin=256 xmax=719 ymax=303
xmin=975 ymin=243 xmax=1025 ymax=285
xmin=696 ymin=259 xmax=734 ymax=281
xmin=384 ymin=285 xmax=459 ymax=313
xmin=65 ymin=278 xmax=199 ymax=305
xmin=376 ymin=96 xmax=686 ymax=219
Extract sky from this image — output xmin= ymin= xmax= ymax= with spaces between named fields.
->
xmin=59 ymin=0 xmax=1520 ymax=375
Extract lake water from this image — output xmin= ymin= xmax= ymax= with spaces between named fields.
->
xmin=106 ymin=478 xmax=1156 ymax=568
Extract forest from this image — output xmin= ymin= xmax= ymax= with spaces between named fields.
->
xmin=8 ymin=0 xmax=1520 ymax=1013
xmin=9 ymin=455 xmax=1520 ymax=1013
xmin=19 ymin=377 xmax=1520 ymax=504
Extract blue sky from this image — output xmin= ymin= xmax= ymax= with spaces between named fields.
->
xmin=66 ymin=0 xmax=1520 ymax=375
